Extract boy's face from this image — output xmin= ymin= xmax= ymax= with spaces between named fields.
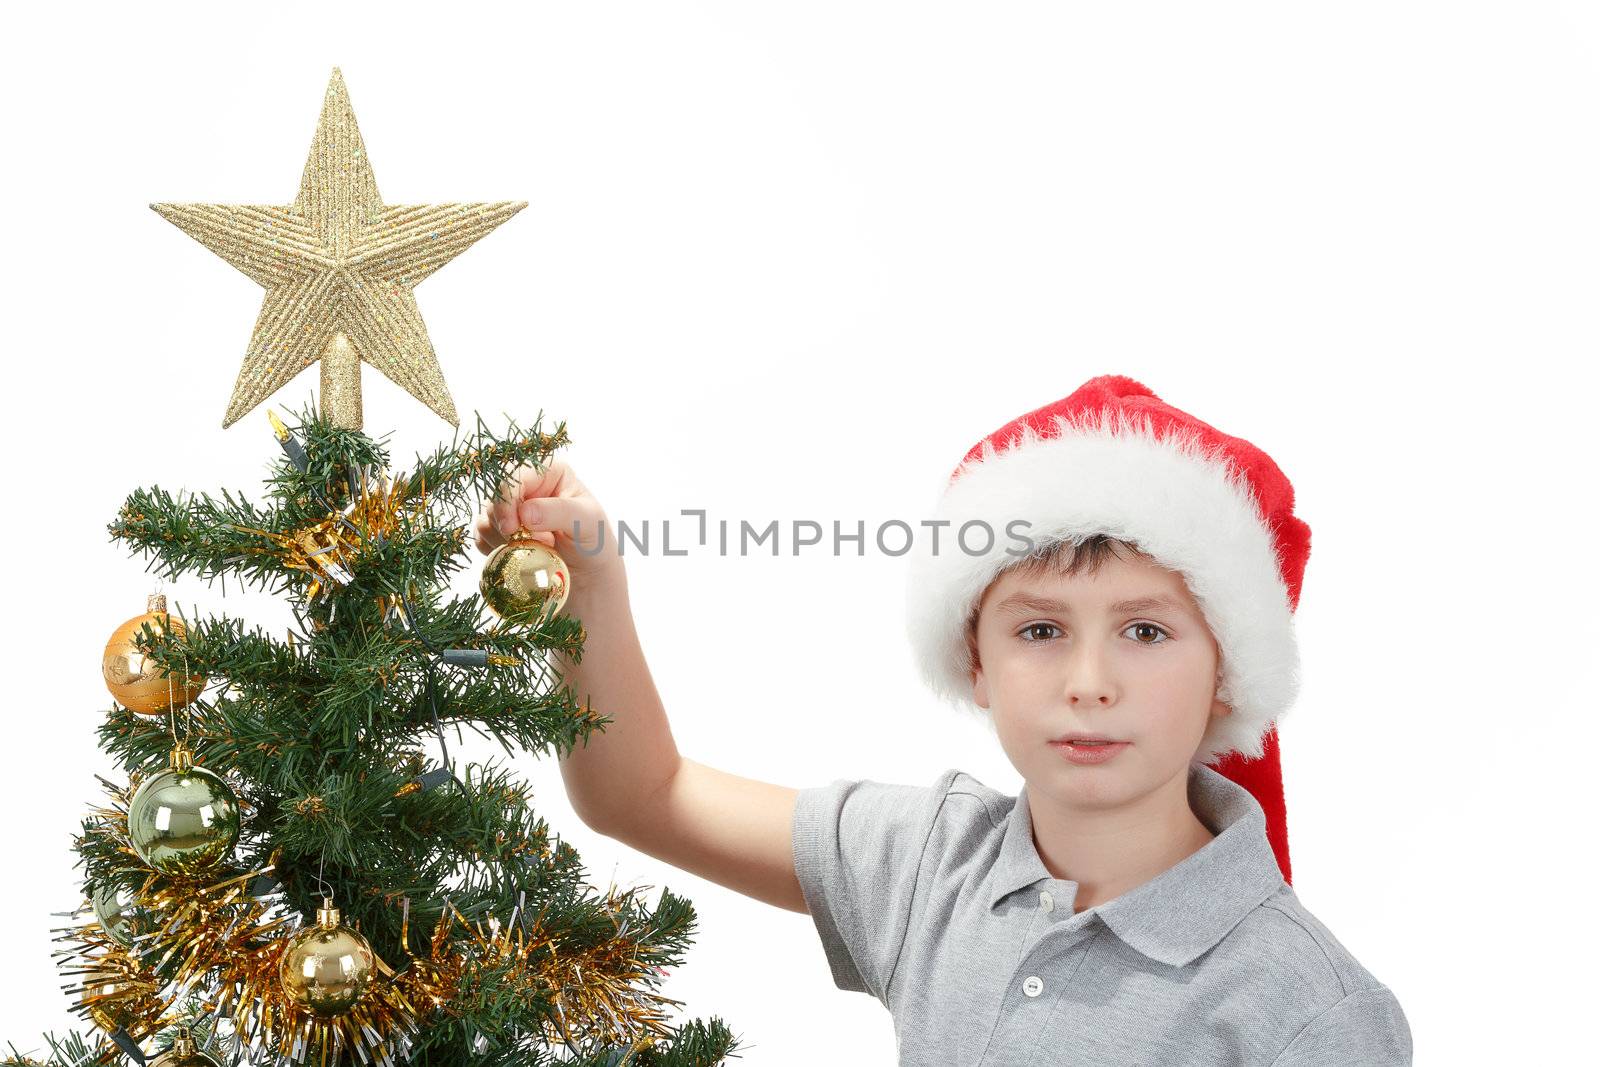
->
xmin=969 ymin=548 xmax=1230 ymax=811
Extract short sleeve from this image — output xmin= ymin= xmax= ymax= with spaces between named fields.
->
xmin=790 ymin=770 xmax=957 ymax=1003
xmin=1269 ymin=985 xmax=1413 ymax=1067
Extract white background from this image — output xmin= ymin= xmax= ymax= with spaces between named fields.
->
xmin=2 ymin=2 xmax=1595 ymax=1063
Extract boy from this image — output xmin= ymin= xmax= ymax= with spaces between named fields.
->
xmin=475 ymin=374 xmax=1413 ymax=1065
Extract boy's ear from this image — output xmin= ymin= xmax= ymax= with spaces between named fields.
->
xmin=1211 ymin=669 xmax=1231 ymax=719
xmin=967 ymin=624 xmax=990 ymax=708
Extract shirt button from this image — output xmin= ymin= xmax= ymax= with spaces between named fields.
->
xmin=1023 ymin=975 xmax=1044 ymax=997
xmin=1039 ymin=890 xmax=1054 ymax=912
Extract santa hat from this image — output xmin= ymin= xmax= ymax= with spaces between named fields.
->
xmin=905 ymin=374 xmax=1310 ymax=884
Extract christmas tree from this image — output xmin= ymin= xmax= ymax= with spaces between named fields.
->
xmin=1 ymin=69 xmax=741 ymax=1067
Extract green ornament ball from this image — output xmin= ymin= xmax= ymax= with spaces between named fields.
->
xmin=90 ymin=881 xmax=150 ymax=948
xmin=127 ymin=762 xmax=241 ymax=876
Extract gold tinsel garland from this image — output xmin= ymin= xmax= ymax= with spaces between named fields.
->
xmin=55 ymin=780 xmax=181 ymax=1061
xmin=387 ymin=890 xmax=680 ymax=1053
xmin=59 ymin=779 xmax=681 ymax=1064
xmin=231 ymin=465 xmax=427 ymax=600
xmin=57 ymin=922 xmax=170 ymax=1058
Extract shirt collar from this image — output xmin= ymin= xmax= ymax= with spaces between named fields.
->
xmin=986 ymin=761 xmax=1286 ymax=968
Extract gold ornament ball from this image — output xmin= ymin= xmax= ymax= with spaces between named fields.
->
xmin=79 ymin=969 xmax=148 ymax=1035
xmin=149 ymin=1028 xmax=222 ymax=1067
xmin=149 ymin=1046 xmax=222 ymax=1067
xmin=480 ymin=531 xmax=570 ymax=619
xmin=127 ymin=756 xmax=240 ymax=876
xmin=103 ymin=594 xmax=205 ymax=714
xmin=279 ymin=902 xmax=376 ymax=1018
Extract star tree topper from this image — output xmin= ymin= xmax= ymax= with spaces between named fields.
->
xmin=152 ymin=67 xmax=525 ymax=430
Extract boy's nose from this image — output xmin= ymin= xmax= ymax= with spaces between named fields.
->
xmin=1060 ymin=655 xmax=1116 ymax=705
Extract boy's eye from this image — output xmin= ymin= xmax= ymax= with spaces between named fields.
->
xmin=1016 ymin=622 xmax=1172 ymax=645
xmin=1127 ymin=622 xmax=1170 ymax=645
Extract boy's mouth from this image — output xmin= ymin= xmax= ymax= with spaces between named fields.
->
xmin=1053 ymin=733 xmax=1126 ymax=745
xmin=1049 ymin=736 xmax=1132 ymax=764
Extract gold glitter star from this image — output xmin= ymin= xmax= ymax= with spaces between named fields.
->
xmin=151 ymin=67 xmax=525 ymax=429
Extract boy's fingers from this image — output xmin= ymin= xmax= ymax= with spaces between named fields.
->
xmin=491 ymin=494 xmax=519 ymax=537
xmin=515 ymin=495 xmax=605 ymax=550
xmin=492 ymin=460 xmax=575 ymax=506
xmin=490 ymin=460 xmax=579 ymax=537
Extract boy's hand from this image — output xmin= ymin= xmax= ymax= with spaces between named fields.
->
xmin=473 ymin=460 xmax=621 ymax=588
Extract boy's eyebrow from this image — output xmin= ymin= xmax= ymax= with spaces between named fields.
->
xmin=994 ymin=592 xmax=1192 ymax=617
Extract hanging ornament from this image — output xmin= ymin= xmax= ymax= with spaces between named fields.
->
xmin=78 ymin=968 xmax=142 ymax=1035
xmin=480 ymin=529 xmax=570 ymax=620
xmin=279 ymin=898 xmax=376 ymax=1018
xmin=148 ymin=1027 xmax=223 ymax=1067
xmin=90 ymin=881 xmax=150 ymax=950
xmin=71 ymin=951 xmax=165 ymax=1042
xmin=102 ymin=594 xmax=206 ymax=714
xmin=127 ymin=745 xmax=240 ymax=876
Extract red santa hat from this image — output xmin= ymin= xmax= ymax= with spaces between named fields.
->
xmin=905 ymin=374 xmax=1310 ymax=883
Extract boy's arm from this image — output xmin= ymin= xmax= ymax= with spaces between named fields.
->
xmin=553 ymin=564 xmax=808 ymax=915
xmin=608 ymin=758 xmax=806 ymax=915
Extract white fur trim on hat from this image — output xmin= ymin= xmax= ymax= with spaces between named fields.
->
xmin=904 ymin=405 xmax=1299 ymax=763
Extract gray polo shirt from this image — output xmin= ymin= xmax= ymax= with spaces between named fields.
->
xmin=791 ymin=761 xmax=1412 ymax=1065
